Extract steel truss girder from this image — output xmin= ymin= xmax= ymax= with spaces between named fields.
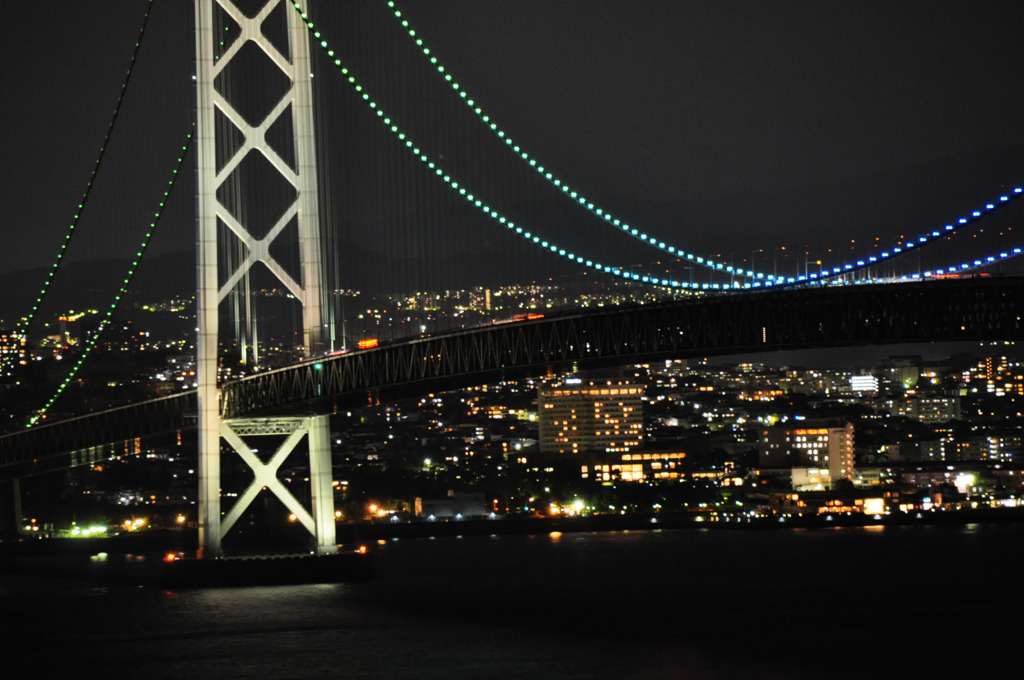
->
xmin=0 ymin=393 xmax=196 ymax=480
xmin=220 ymin=278 xmax=1024 ymax=417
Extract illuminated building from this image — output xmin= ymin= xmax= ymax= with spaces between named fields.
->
xmin=772 ymin=490 xmax=890 ymax=516
xmin=0 ymin=329 xmax=26 ymax=374
xmin=887 ymin=396 xmax=961 ymax=423
xmin=961 ymin=355 xmax=1024 ymax=396
xmin=986 ymin=434 xmax=1022 ymax=462
xmin=878 ymin=355 xmax=920 ymax=390
xmin=849 ymin=375 xmax=878 ymax=393
xmin=759 ymin=420 xmax=854 ymax=486
xmin=909 ymin=432 xmax=1018 ymax=463
xmin=581 ymin=451 xmax=688 ymax=483
xmin=538 ymin=378 xmax=643 ymax=456
xmin=790 ymin=467 xmax=833 ymax=491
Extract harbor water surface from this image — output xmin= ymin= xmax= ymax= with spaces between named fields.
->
xmin=2 ymin=522 xmax=1020 ymax=679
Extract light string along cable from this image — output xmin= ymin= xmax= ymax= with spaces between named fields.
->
xmin=297 ymin=3 xmax=1021 ymax=290
xmin=0 ymin=0 xmax=156 ymax=378
xmin=26 ymin=128 xmax=194 ymax=428
xmin=381 ymin=0 xmax=768 ymax=283
xmin=384 ymin=0 xmax=1023 ymax=288
xmin=292 ymin=3 xmax=720 ymax=291
xmin=925 ymin=241 xmax=1022 ymax=278
xmin=799 ymin=187 xmax=1023 ymax=285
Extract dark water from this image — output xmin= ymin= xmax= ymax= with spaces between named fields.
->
xmin=3 ymin=523 xmax=1021 ymax=679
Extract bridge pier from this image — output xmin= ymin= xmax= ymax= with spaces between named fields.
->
xmin=0 ymin=478 xmax=23 ymax=539
xmin=200 ymin=415 xmax=336 ymax=557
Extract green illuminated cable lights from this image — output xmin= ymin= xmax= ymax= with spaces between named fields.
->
xmin=382 ymin=0 xmax=774 ymax=284
xmin=384 ymin=1 xmax=1024 ymax=290
xmin=291 ymin=2 xmax=745 ymax=292
xmin=296 ymin=3 xmax=1020 ymax=291
xmin=0 ymin=0 xmax=156 ymax=378
xmin=26 ymin=128 xmax=194 ymax=429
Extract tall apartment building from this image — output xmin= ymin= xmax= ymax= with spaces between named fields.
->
xmin=538 ymin=379 xmax=643 ymax=457
xmin=759 ymin=419 xmax=854 ymax=485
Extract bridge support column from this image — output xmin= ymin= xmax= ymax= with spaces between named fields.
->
xmin=0 ymin=478 xmax=22 ymax=539
xmin=194 ymin=0 xmax=330 ymax=558
xmin=208 ymin=416 xmax=336 ymax=556
xmin=307 ymin=415 xmax=338 ymax=553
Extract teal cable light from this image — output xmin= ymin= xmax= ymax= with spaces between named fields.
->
xmin=384 ymin=1 xmax=1023 ymax=289
xmin=296 ymin=3 xmax=1020 ymax=290
xmin=383 ymin=0 xmax=772 ymax=283
xmin=292 ymin=3 xmax=739 ymax=291
xmin=27 ymin=128 xmax=194 ymax=428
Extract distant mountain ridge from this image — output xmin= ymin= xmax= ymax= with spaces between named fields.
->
xmin=0 ymin=251 xmax=194 ymax=328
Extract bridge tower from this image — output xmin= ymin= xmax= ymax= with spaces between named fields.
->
xmin=195 ymin=0 xmax=335 ymax=557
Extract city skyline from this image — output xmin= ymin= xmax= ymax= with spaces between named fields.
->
xmin=4 ymin=4 xmax=1024 ymax=677
xmin=4 ymin=0 xmax=1019 ymax=483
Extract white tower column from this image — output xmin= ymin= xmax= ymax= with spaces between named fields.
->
xmin=195 ymin=0 xmax=334 ymax=558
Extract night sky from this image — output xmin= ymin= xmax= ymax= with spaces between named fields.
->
xmin=2 ymin=1 xmax=1023 ymax=293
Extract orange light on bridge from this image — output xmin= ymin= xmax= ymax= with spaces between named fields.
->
xmin=357 ymin=338 xmax=379 ymax=349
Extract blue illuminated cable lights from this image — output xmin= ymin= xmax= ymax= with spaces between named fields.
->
xmin=802 ymin=187 xmax=1024 ymax=285
xmin=297 ymin=2 xmax=1019 ymax=292
xmin=804 ymin=244 xmax=1023 ymax=285
xmin=291 ymin=3 xmax=752 ymax=292
xmin=381 ymin=0 xmax=774 ymax=283
xmin=384 ymin=1 xmax=1024 ymax=289
xmin=0 ymin=0 xmax=155 ymax=379
xmin=919 ymin=246 xmax=1023 ymax=279
xmin=26 ymin=128 xmax=194 ymax=429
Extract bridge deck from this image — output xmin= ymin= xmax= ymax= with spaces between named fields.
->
xmin=3 ymin=278 xmax=1022 ymax=479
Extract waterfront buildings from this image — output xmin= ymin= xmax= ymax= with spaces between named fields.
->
xmin=759 ymin=419 xmax=855 ymax=488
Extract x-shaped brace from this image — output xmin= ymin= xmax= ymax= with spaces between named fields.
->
xmin=218 ymin=420 xmax=315 ymax=541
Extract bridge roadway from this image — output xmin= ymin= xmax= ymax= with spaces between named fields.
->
xmin=2 ymin=277 xmax=1022 ymax=479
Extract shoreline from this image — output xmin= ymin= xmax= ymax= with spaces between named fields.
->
xmin=339 ymin=504 xmax=1024 ymax=541
xmin=3 ymin=505 xmax=1023 ymax=560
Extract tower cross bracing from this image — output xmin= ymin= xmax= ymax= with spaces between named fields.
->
xmin=195 ymin=0 xmax=334 ymax=558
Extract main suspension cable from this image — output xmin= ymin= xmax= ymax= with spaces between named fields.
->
xmin=26 ymin=127 xmax=194 ymax=428
xmin=383 ymin=0 xmax=1023 ymax=288
xmin=1 ymin=0 xmax=157 ymax=378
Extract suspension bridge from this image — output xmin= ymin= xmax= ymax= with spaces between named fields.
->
xmin=1 ymin=0 xmax=1022 ymax=557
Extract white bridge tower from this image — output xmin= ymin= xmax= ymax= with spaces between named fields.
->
xmin=194 ymin=0 xmax=335 ymax=558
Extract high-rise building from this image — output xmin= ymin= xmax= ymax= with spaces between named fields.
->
xmin=759 ymin=419 xmax=854 ymax=485
xmin=0 ymin=330 xmax=25 ymax=377
xmin=538 ymin=378 xmax=644 ymax=457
